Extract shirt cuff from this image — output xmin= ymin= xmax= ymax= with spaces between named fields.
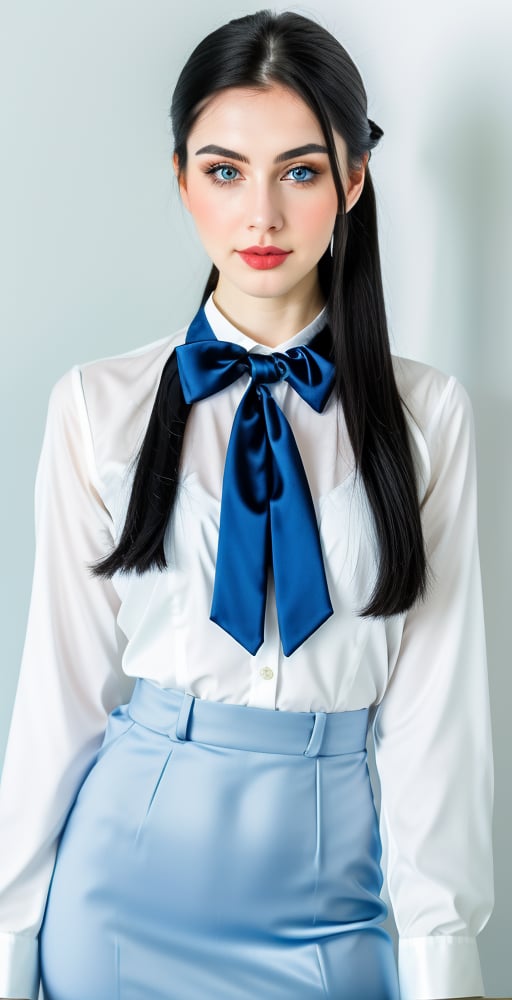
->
xmin=398 ymin=935 xmax=485 ymax=1000
xmin=0 ymin=931 xmax=39 ymax=1000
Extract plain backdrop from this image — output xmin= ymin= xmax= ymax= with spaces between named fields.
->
xmin=1 ymin=1 xmax=511 ymax=995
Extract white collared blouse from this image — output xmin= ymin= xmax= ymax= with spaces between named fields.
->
xmin=0 ymin=292 xmax=493 ymax=1000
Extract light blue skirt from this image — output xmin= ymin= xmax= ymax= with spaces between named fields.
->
xmin=39 ymin=678 xmax=399 ymax=999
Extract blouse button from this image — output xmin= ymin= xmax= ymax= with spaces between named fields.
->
xmin=259 ymin=666 xmax=274 ymax=680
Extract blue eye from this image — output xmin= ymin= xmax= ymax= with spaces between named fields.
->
xmin=206 ymin=163 xmax=238 ymax=184
xmin=289 ymin=166 xmax=315 ymax=183
xmin=218 ymin=165 xmax=239 ymax=183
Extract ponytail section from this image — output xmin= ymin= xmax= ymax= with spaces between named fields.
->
xmin=91 ymin=352 xmax=191 ymax=578
xmin=330 ymin=171 xmax=429 ymax=615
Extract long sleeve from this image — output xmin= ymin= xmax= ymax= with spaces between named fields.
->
xmin=0 ymin=367 xmax=134 ymax=1000
xmin=373 ymin=376 xmax=494 ymax=1000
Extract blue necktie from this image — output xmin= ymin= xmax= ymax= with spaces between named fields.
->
xmin=175 ymin=307 xmax=335 ymax=656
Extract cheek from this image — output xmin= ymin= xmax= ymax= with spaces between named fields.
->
xmin=186 ymin=184 xmax=231 ymax=234
xmin=298 ymin=194 xmax=337 ymax=237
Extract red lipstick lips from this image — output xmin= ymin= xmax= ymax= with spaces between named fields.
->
xmin=237 ymin=246 xmax=292 ymax=270
xmin=239 ymin=245 xmax=289 ymax=254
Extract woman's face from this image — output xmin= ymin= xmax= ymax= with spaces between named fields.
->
xmin=173 ymin=83 xmax=366 ymax=307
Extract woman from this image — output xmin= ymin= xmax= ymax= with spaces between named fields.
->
xmin=0 ymin=9 xmax=493 ymax=1000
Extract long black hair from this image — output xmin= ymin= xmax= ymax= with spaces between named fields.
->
xmin=91 ymin=9 xmax=429 ymax=618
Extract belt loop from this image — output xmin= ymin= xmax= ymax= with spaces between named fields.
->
xmin=174 ymin=692 xmax=195 ymax=742
xmin=303 ymin=712 xmax=327 ymax=757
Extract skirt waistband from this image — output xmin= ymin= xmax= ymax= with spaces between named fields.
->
xmin=127 ymin=678 xmax=369 ymax=758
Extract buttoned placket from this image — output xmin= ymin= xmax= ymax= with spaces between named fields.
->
xmin=196 ymin=326 xmax=325 ymax=703
xmin=247 ymin=567 xmax=280 ymax=709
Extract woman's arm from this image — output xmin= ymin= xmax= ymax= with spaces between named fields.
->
xmin=0 ymin=367 xmax=135 ymax=1000
xmin=373 ymin=376 xmax=494 ymax=1000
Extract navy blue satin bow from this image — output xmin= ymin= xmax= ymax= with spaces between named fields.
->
xmin=175 ymin=307 xmax=336 ymax=656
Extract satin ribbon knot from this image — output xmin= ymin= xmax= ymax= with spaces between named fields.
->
xmin=174 ymin=306 xmax=336 ymax=657
xmin=249 ymin=353 xmax=286 ymax=386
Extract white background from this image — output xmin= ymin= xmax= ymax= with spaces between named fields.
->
xmin=1 ymin=1 xmax=510 ymax=993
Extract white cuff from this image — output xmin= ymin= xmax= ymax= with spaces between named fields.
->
xmin=398 ymin=935 xmax=484 ymax=1000
xmin=0 ymin=931 xmax=39 ymax=1000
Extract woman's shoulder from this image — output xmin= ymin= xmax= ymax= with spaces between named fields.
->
xmin=47 ymin=326 xmax=189 ymax=511
xmin=44 ymin=327 xmax=184 ymax=430
xmin=391 ymin=353 xmax=474 ymax=502
xmin=82 ymin=326 xmax=187 ymax=449
xmin=76 ymin=325 xmax=187 ymax=408
xmin=391 ymin=352 xmax=472 ymax=429
xmin=81 ymin=327 xmax=187 ymax=418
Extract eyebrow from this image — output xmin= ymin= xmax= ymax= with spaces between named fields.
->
xmin=194 ymin=143 xmax=329 ymax=164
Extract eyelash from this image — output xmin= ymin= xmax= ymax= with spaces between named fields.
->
xmin=203 ymin=162 xmax=321 ymax=187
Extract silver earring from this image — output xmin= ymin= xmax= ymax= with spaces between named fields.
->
xmin=329 ymin=231 xmax=334 ymax=257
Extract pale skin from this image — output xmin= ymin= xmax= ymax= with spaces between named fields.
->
xmin=173 ymin=82 xmax=365 ymax=347
xmin=3 ymin=85 xmax=487 ymax=1000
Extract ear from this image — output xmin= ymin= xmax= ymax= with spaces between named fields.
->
xmin=345 ymin=151 xmax=369 ymax=213
xmin=173 ymin=152 xmax=191 ymax=212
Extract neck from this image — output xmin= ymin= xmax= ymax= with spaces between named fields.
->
xmin=212 ymin=276 xmax=326 ymax=348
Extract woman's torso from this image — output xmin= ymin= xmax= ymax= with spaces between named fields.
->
xmin=70 ymin=295 xmax=453 ymax=714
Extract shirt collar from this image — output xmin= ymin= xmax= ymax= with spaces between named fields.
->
xmin=203 ymin=292 xmax=328 ymax=355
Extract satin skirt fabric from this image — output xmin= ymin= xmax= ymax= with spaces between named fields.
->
xmin=39 ymin=679 xmax=400 ymax=1000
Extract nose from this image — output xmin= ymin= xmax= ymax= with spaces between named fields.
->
xmin=246 ymin=177 xmax=284 ymax=234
